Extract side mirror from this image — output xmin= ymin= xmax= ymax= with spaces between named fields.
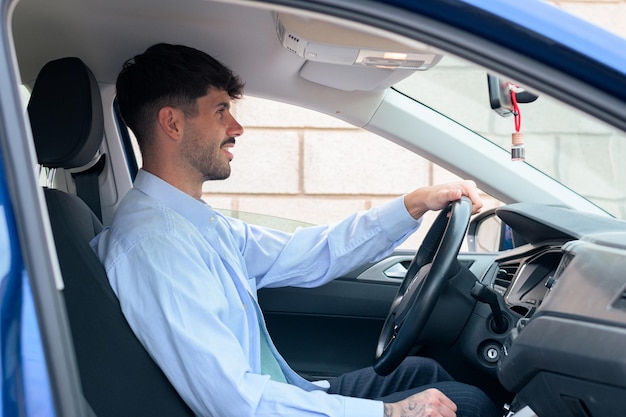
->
xmin=467 ymin=209 xmax=525 ymax=252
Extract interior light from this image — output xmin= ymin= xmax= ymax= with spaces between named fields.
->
xmin=355 ymin=49 xmax=441 ymax=70
xmin=383 ymin=52 xmax=408 ymax=60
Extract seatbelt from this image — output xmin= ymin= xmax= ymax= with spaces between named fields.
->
xmin=72 ymin=154 xmax=106 ymax=222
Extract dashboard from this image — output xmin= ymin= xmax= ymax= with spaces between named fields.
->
xmin=496 ymin=247 xmax=562 ymax=317
xmin=486 ymin=203 xmax=626 ymax=417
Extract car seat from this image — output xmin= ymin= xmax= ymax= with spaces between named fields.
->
xmin=28 ymin=57 xmax=194 ymax=417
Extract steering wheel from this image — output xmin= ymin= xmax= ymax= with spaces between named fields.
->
xmin=373 ymin=196 xmax=472 ymax=376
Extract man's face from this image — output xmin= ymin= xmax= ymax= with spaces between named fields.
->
xmin=180 ymin=89 xmax=243 ymax=181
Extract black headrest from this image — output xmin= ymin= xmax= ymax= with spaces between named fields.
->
xmin=28 ymin=57 xmax=104 ymax=169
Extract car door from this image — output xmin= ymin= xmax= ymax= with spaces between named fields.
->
xmin=259 ymin=250 xmax=496 ymax=379
xmin=0 ymin=29 xmax=90 ymax=417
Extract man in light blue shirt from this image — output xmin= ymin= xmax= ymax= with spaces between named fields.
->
xmin=92 ymin=43 xmax=499 ymax=417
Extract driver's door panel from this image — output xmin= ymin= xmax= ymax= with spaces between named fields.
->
xmin=258 ymin=251 xmax=494 ymax=380
xmin=259 ymin=276 xmax=397 ymax=379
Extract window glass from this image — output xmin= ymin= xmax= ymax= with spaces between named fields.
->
xmin=394 ymin=55 xmax=626 ymax=219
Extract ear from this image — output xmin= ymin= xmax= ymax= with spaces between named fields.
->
xmin=157 ymin=106 xmax=184 ymax=141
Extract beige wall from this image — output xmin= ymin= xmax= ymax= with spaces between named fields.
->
xmin=202 ymin=1 xmax=626 ymax=249
xmin=551 ymin=0 xmax=626 ymax=39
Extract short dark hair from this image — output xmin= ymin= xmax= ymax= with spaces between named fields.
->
xmin=116 ymin=43 xmax=244 ymax=151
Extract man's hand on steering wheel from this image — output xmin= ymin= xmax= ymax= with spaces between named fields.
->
xmin=403 ymin=180 xmax=483 ymax=220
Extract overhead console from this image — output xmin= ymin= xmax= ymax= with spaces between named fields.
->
xmin=275 ymin=13 xmax=443 ymax=91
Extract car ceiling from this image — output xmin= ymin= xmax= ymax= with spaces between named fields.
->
xmin=11 ymin=0 xmax=427 ymax=127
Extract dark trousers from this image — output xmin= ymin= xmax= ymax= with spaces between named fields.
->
xmin=327 ymin=357 xmax=501 ymax=417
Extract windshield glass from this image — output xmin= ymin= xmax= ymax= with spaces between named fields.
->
xmin=394 ymin=55 xmax=626 ymax=219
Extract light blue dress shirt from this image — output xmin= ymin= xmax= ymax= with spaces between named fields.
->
xmin=91 ymin=170 xmax=421 ymax=417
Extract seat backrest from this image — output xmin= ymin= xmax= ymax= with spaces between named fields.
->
xmin=28 ymin=57 xmax=194 ymax=417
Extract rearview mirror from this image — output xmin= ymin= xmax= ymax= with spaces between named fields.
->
xmin=487 ymin=74 xmax=538 ymax=117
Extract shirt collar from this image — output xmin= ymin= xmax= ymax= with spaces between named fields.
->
xmin=133 ymin=169 xmax=215 ymax=231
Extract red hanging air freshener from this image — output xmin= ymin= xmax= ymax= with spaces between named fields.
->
xmin=510 ymin=87 xmax=525 ymax=161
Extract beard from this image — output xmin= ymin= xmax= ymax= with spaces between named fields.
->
xmin=202 ymin=158 xmax=231 ymax=181
xmin=181 ymin=125 xmax=233 ymax=181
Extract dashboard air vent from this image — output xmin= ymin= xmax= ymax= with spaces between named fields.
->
xmin=494 ymin=262 xmax=520 ymax=295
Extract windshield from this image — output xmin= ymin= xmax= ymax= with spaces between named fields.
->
xmin=394 ymin=55 xmax=626 ymax=219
